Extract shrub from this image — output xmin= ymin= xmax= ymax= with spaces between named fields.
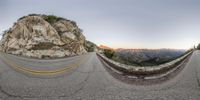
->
xmin=43 ymin=15 xmax=59 ymax=24
xmin=104 ymin=49 xmax=115 ymax=59
xmin=28 ymin=14 xmax=40 ymax=16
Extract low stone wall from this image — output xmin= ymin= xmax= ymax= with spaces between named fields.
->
xmin=97 ymin=51 xmax=193 ymax=76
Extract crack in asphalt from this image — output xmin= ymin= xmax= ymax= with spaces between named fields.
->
xmin=63 ymin=72 xmax=91 ymax=98
xmin=0 ymin=86 xmax=20 ymax=98
xmin=0 ymin=70 xmax=24 ymax=98
xmin=59 ymin=55 xmax=95 ymax=99
xmin=193 ymin=54 xmax=200 ymax=88
xmin=195 ymin=67 xmax=200 ymax=88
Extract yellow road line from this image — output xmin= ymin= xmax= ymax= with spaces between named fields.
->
xmin=1 ymin=54 xmax=88 ymax=75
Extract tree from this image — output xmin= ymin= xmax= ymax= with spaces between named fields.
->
xmin=197 ymin=44 xmax=200 ymax=50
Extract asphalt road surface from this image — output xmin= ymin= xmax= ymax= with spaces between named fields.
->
xmin=0 ymin=51 xmax=200 ymax=100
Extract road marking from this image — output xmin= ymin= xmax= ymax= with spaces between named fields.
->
xmin=0 ymin=54 xmax=89 ymax=75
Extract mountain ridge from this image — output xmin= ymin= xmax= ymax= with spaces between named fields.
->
xmin=111 ymin=48 xmax=186 ymax=66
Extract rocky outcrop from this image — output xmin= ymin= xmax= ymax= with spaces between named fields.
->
xmin=0 ymin=14 xmax=92 ymax=58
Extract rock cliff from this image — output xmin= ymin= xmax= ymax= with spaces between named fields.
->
xmin=0 ymin=14 xmax=95 ymax=58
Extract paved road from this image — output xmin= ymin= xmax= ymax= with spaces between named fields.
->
xmin=0 ymin=51 xmax=200 ymax=100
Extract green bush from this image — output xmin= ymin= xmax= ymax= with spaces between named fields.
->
xmin=104 ymin=49 xmax=115 ymax=59
xmin=43 ymin=15 xmax=60 ymax=24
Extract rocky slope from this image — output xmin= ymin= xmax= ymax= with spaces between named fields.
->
xmin=0 ymin=14 xmax=96 ymax=58
xmin=84 ymin=40 xmax=98 ymax=52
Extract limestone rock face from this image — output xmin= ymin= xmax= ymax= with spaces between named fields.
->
xmin=0 ymin=14 xmax=88 ymax=58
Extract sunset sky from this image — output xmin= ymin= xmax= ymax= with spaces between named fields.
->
xmin=1 ymin=0 xmax=200 ymax=49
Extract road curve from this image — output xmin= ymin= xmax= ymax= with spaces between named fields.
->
xmin=0 ymin=51 xmax=200 ymax=100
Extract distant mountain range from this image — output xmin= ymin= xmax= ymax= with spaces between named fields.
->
xmin=112 ymin=48 xmax=186 ymax=66
xmin=99 ymin=45 xmax=114 ymax=50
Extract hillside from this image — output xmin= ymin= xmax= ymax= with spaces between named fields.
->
xmin=0 ymin=14 xmax=97 ymax=58
xmin=111 ymin=49 xmax=186 ymax=66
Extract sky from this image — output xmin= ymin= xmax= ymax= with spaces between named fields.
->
xmin=1 ymin=0 xmax=200 ymax=49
